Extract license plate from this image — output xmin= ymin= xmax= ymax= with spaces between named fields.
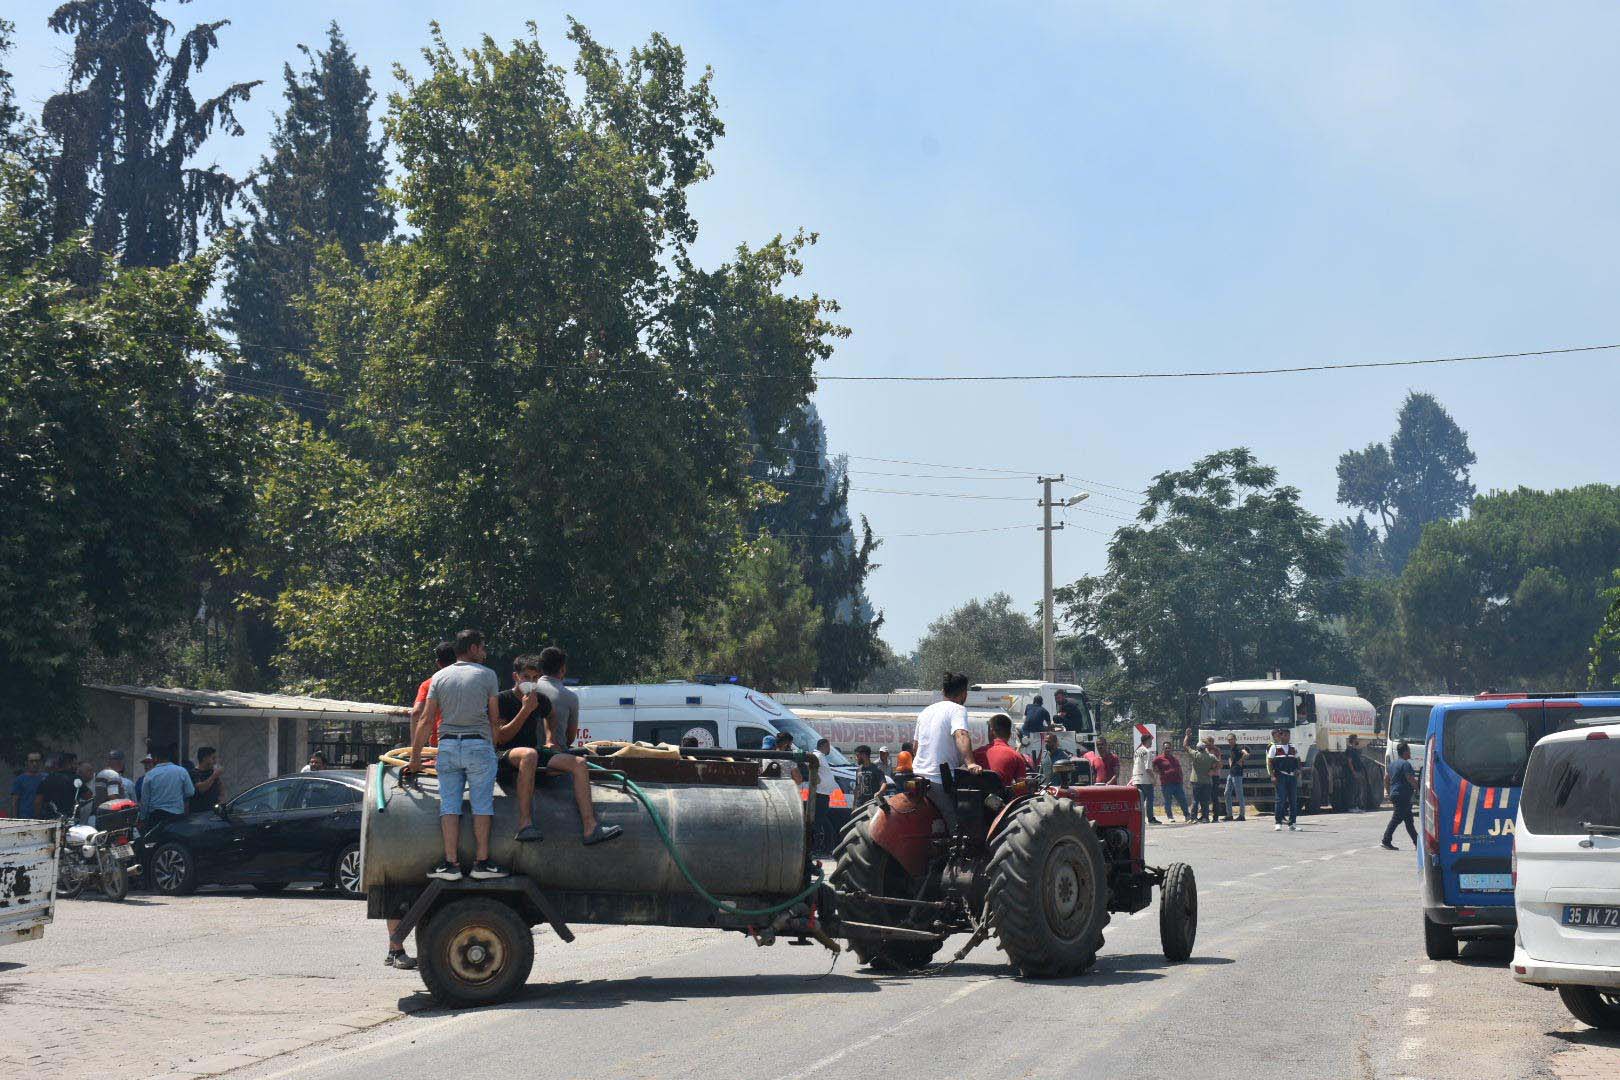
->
xmin=1563 ymin=905 xmax=1620 ymax=928
xmin=1458 ymin=872 xmax=1513 ymax=892
xmin=115 ymin=843 xmax=135 ymax=858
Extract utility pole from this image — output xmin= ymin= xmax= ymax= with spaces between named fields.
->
xmin=1038 ymin=477 xmax=1088 ymax=683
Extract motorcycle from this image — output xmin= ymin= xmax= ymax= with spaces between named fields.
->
xmin=58 ymin=795 xmax=141 ymax=902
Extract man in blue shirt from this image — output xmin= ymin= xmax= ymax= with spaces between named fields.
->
xmin=138 ymin=744 xmax=195 ymax=828
xmin=9 ymin=752 xmax=44 ymax=818
xmin=1381 ymin=740 xmax=1419 ymax=850
xmin=1023 ymin=696 xmax=1050 ymax=768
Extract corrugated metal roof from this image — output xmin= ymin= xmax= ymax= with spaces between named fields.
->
xmin=89 ymin=684 xmax=409 ymax=717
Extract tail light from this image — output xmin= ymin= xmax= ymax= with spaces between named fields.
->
xmin=1422 ymin=736 xmax=1439 ymax=854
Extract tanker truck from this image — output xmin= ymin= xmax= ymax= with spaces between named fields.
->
xmin=1194 ymin=677 xmax=1381 ymax=813
xmin=361 ymin=739 xmax=1197 ymax=1005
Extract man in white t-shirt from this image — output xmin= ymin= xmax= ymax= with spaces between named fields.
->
xmin=912 ymin=672 xmax=982 ymax=828
xmin=812 ymin=738 xmax=841 ymax=853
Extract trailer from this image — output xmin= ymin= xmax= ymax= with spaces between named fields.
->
xmin=362 ymin=742 xmax=1194 ymax=1006
xmin=1 ymin=819 xmax=61 ymax=947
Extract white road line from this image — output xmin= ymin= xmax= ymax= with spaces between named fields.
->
xmin=1319 ymin=853 xmax=1337 ymax=861
xmin=1130 ymin=911 xmax=1149 ymax=920
xmin=1409 ymin=983 xmax=1434 ymax=999
xmin=241 ymin=1012 xmax=473 ymax=1080
xmin=1397 ymin=1036 xmax=1425 ymax=1062
xmin=1405 ymin=1007 xmax=1431 ymax=1026
xmin=1418 ymin=963 xmax=1436 ymax=974
xmin=1213 ymin=881 xmax=1235 ymax=888
xmin=774 ymin=978 xmax=995 ymax=1080
xmin=1248 ymin=870 xmax=1268 ymax=877
xmin=1271 ymin=865 xmax=1290 ymax=871
xmin=1344 ymin=848 xmax=1360 ymax=856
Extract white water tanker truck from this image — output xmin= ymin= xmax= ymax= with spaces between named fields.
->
xmin=361 ymin=741 xmax=1198 ymax=1005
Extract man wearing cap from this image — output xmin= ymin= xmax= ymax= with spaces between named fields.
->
xmin=877 ymin=746 xmax=894 ymax=782
xmin=10 ymin=752 xmax=45 ymax=818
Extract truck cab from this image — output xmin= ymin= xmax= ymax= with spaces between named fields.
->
xmin=1196 ymin=677 xmax=1380 ymax=813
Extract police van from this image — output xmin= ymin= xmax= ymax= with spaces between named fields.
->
xmin=1420 ymin=694 xmax=1616 ymax=960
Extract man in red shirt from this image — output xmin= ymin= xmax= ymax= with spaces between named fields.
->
xmin=1153 ymin=740 xmax=1192 ymax=823
xmin=1082 ymin=735 xmax=1120 ymax=785
xmin=972 ymin=714 xmax=1030 ymax=786
xmin=410 ymin=641 xmax=458 ymax=748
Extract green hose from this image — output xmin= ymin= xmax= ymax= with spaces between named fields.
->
xmin=583 ymin=759 xmax=825 ymax=920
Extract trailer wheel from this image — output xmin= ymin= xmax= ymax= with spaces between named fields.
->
xmin=1159 ymin=862 xmax=1197 ymax=961
xmin=417 ymin=897 xmax=535 ymax=1007
xmin=986 ymin=795 xmax=1109 ymax=978
xmin=829 ymin=806 xmax=944 ymax=971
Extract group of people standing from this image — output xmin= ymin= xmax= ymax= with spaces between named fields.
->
xmin=8 ymin=745 xmax=222 ymax=827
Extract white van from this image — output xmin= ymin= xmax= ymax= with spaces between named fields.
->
xmin=1383 ymin=695 xmax=1468 ymax=783
xmin=1511 ymin=708 xmax=1620 ymax=1030
xmin=571 ymin=680 xmax=854 ymax=790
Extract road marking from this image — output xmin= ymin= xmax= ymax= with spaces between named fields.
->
xmin=1418 ymin=963 xmax=1436 ymax=974
xmin=1344 ymin=848 xmax=1360 ymax=856
xmin=241 ymin=1011 xmax=473 ymax=1080
xmin=1409 ymin=983 xmax=1434 ymax=999
xmin=1130 ymin=911 xmax=1149 ymax=920
xmin=1405 ymin=1007 xmax=1430 ymax=1026
xmin=1398 ymin=1036 xmax=1425 ymax=1062
xmin=773 ymin=978 xmax=995 ymax=1080
xmin=1248 ymin=870 xmax=1268 ymax=877
xmin=1271 ymin=865 xmax=1290 ymax=871
xmin=1319 ymin=853 xmax=1337 ymax=861
xmin=1213 ymin=881 xmax=1235 ymax=888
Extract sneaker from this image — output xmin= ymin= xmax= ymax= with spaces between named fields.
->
xmin=1289 ymin=823 xmax=1298 ymax=831
xmin=427 ymin=860 xmax=463 ymax=881
xmin=514 ymin=824 xmax=544 ymax=843
xmin=1273 ymin=824 xmax=1283 ymax=831
xmin=385 ymin=950 xmax=417 ymax=970
xmin=1238 ymin=815 xmax=1246 ymax=821
xmin=470 ymin=859 xmax=510 ymax=879
xmin=1380 ymin=841 xmax=1398 ymax=850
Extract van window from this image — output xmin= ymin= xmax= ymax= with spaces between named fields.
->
xmin=1522 ymin=738 xmax=1620 ymax=834
xmin=634 ymin=718 xmax=718 ymax=747
xmin=1442 ymin=709 xmax=1532 ymax=787
xmin=1389 ymin=703 xmax=1433 ymax=743
xmin=735 ymin=726 xmax=771 ymax=750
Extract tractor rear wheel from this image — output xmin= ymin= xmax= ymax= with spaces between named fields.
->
xmin=986 ymin=795 xmax=1109 ymax=978
xmin=829 ymin=805 xmax=944 ymax=972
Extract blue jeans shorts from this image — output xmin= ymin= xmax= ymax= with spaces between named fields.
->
xmin=436 ymin=736 xmax=497 ymax=817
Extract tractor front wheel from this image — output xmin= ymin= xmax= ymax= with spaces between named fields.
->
xmin=986 ymin=795 xmax=1109 ymax=978
xmin=1159 ymin=862 xmax=1197 ymax=961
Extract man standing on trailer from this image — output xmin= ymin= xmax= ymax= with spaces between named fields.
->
xmin=1022 ymin=694 xmax=1050 ymax=768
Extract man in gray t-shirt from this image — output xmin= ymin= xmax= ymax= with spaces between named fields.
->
xmin=535 ymin=646 xmax=622 ymax=847
xmin=407 ymin=630 xmax=508 ymax=882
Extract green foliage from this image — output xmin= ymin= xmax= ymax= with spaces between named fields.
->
xmin=753 ymin=405 xmax=883 ymax=690
xmin=856 ymin=641 xmax=922 ymax=693
xmin=1057 ymin=448 xmax=1359 ymax=717
xmin=1589 ymin=571 xmax=1620 ymax=690
xmin=262 ymin=23 xmax=843 ymax=701
xmin=1336 ymin=391 xmax=1476 ymax=573
xmin=1399 ymin=485 xmax=1620 ymax=692
xmin=41 ymin=0 xmax=258 ymax=270
xmin=220 ymin=22 xmax=393 ymax=401
xmin=674 ymin=536 xmax=822 ymax=691
xmin=913 ymin=593 xmax=1041 ymax=692
xmin=0 ymin=166 xmax=259 ymax=756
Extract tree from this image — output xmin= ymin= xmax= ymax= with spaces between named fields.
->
xmin=675 ymin=536 xmax=822 ymax=690
xmin=1336 ymin=391 xmax=1476 ymax=573
xmin=259 ymin=24 xmax=842 ymax=701
xmin=1588 ymin=571 xmax=1620 ymax=690
xmin=1400 ymin=485 xmax=1620 ymax=692
xmin=41 ymin=1 xmax=258 ymax=270
xmin=856 ymin=641 xmax=921 ymax=693
xmin=753 ymin=404 xmax=884 ymax=690
xmin=0 ymin=168 xmax=259 ymax=757
xmin=1056 ymin=448 xmax=1359 ymax=717
xmin=913 ymin=593 xmax=1042 ymax=691
xmin=220 ymin=22 xmax=392 ymax=401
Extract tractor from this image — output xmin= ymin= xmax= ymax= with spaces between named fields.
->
xmin=830 ymin=765 xmax=1197 ymax=975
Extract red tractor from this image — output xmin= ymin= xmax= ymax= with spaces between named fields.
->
xmin=829 ymin=766 xmax=1197 ymax=975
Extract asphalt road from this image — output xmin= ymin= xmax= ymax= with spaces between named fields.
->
xmin=9 ymin=810 xmax=1617 ymax=1080
xmin=220 ymin=810 xmax=1616 ymax=1080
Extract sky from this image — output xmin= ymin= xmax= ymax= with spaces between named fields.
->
xmin=9 ymin=2 xmax=1620 ymax=651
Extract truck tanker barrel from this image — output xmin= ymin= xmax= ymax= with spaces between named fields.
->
xmin=360 ymin=747 xmax=810 ymax=899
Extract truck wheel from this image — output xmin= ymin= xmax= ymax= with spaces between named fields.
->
xmin=1558 ymin=987 xmax=1620 ymax=1030
xmin=1308 ymin=758 xmax=1331 ymax=814
xmin=1363 ymin=767 xmax=1384 ymax=810
xmin=151 ymin=842 xmax=198 ymax=895
xmin=1423 ymin=914 xmax=1458 ymax=961
xmin=1159 ymin=862 xmax=1197 ymax=961
xmin=829 ymin=806 xmax=944 ymax=971
xmin=986 ymin=795 xmax=1109 ymax=978
xmin=417 ymin=897 xmax=535 ymax=1007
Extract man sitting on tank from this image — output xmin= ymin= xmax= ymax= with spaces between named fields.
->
xmin=533 ymin=646 xmax=623 ymax=846
xmin=972 ymin=713 xmax=1031 ymax=787
xmin=495 ymin=654 xmax=551 ymax=843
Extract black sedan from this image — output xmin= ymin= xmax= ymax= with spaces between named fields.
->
xmin=145 ymin=770 xmax=366 ymax=898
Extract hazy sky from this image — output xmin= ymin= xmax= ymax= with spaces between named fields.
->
xmin=10 ymin=3 xmax=1620 ymax=650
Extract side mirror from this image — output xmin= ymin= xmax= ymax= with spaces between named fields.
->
xmin=214 ymin=803 xmax=229 ymax=820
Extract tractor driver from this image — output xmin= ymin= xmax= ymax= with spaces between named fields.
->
xmin=911 ymin=671 xmax=982 ymax=828
xmin=973 ymin=713 xmax=1030 ymax=787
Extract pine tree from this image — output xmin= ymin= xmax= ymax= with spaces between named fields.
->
xmin=754 ymin=405 xmax=885 ymax=689
xmin=41 ymin=1 xmax=258 ymax=271
xmin=220 ymin=22 xmax=393 ymax=400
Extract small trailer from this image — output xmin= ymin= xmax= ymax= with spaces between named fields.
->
xmin=362 ymin=746 xmax=1194 ymax=1006
xmin=1 ymin=819 xmax=62 ymax=947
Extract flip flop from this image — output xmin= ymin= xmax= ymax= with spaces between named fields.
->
xmin=582 ymin=823 xmax=623 ymax=846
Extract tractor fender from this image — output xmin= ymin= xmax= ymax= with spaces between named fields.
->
xmin=867 ymin=791 xmax=938 ymax=878
xmin=985 ymin=792 xmax=1037 ymax=843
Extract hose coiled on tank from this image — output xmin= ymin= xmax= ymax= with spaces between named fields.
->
xmin=373 ymin=748 xmax=825 ymax=920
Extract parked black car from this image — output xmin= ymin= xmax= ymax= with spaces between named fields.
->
xmin=146 ymin=770 xmax=365 ymax=898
